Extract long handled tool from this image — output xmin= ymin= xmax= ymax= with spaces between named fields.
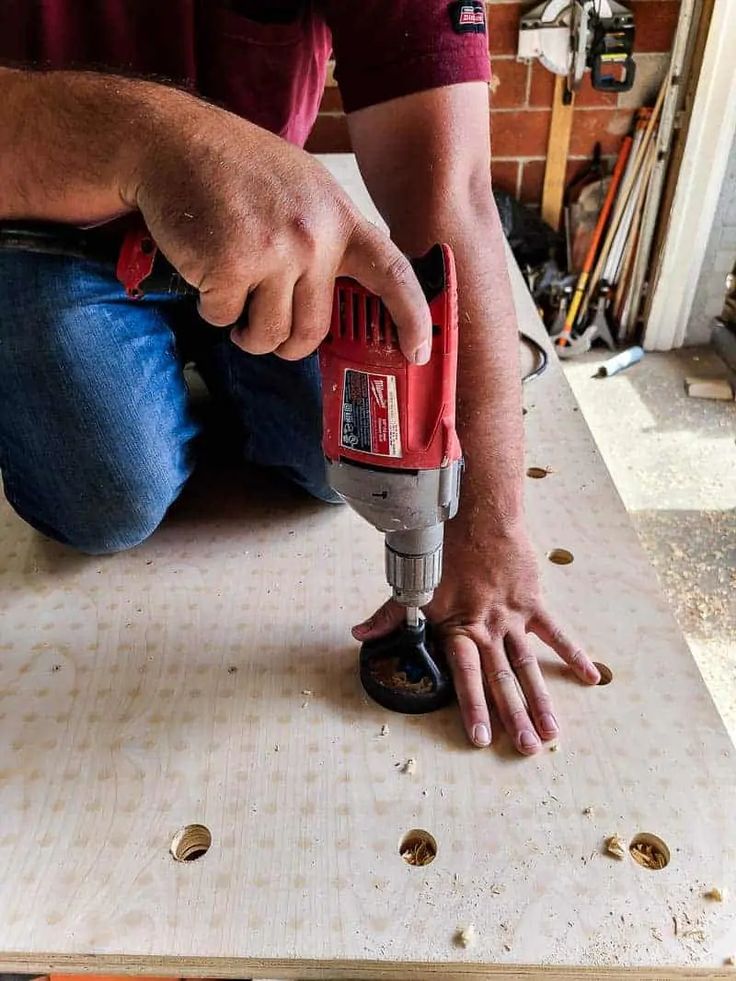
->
xmin=554 ymin=134 xmax=632 ymax=350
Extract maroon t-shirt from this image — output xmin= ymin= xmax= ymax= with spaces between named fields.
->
xmin=0 ymin=0 xmax=491 ymax=146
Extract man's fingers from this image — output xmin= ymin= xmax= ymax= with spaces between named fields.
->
xmin=340 ymin=222 xmax=432 ymax=365
xmin=230 ymin=278 xmax=296 ymax=355
xmin=445 ymin=633 xmax=492 ymax=748
xmin=505 ymin=631 xmax=558 ymax=742
xmin=351 ymin=599 xmax=405 ymax=641
xmin=276 ymin=271 xmax=334 ymax=361
xmin=530 ymin=612 xmax=600 ymax=685
xmin=198 ymin=280 xmax=251 ymax=328
xmin=482 ymin=641 xmax=541 ymax=755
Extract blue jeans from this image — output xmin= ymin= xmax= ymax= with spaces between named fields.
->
xmin=0 ymin=251 xmax=339 ymax=555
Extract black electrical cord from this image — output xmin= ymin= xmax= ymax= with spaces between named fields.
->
xmin=520 ymin=330 xmax=549 ymax=384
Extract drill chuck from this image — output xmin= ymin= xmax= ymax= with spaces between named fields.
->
xmin=385 ymin=526 xmax=444 ymax=609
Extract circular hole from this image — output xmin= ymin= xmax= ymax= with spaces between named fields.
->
xmin=594 ymin=662 xmax=613 ymax=685
xmin=629 ymin=833 xmax=670 ymax=870
xmin=400 ymin=829 xmax=437 ymax=867
xmin=547 ymin=548 xmax=574 ymax=565
xmin=170 ymin=824 xmax=212 ymax=862
xmin=526 ymin=466 xmax=550 ymax=479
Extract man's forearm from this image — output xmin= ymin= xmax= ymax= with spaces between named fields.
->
xmin=0 ymin=67 xmax=191 ymax=223
xmin=389 ymin=197 xmax=525 ymax=534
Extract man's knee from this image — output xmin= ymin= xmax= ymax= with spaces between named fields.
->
xmin=69 ymin=487 xmax=176 ymax=555
xmin=6 ymin=458 xmax=188 ymax=556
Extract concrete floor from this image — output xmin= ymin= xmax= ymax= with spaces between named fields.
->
xmin=563 ymin=346 xmax=736 ymax=740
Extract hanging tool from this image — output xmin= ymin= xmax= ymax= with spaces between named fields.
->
xmin=518 ymin=0 xmax=636 ymax=96
xmin=0 ymin=217 xmax=460 ymax=715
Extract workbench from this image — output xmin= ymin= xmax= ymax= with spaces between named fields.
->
xmin=0 ymin=155 xmax=734 ymax=979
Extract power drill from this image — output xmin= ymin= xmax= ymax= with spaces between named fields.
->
xmin=321 ymin=245 xmax=462 ymax=713
xmin=0 ymin=220 xmax=461 ymax=713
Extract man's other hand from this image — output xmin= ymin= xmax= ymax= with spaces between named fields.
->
xmin=352 ymin=518 xmax=600 ymax=755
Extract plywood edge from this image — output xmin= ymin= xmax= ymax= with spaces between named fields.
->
xmin=2 ymin=954 xmax=734 ymax=980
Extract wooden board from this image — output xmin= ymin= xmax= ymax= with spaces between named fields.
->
xmin=541 ymin=76 xmax=575 ymax=232
xmin=0 ymin=156 xmax=735 ymax=979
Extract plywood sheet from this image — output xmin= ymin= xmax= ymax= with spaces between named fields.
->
xmin=0 ymin=157 xmax=734 ymax=978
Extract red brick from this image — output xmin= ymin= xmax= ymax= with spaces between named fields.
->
xmin=529 ymin=63 xmax=617 ymax=108
xmin=490 ymin=58 xmax=529 ymax=109
xmin=629 ymin=0 xmax=680 ymax=51
xmin=487 ymin=2 xmax=523 ymax=55
xmin=319 ymin=86 xmax=343 ymax=114
xmin=569 ymin=108 xmax=635 ymax=155
xmin=490 ymin=159 xmax=520 ymax=196
xmin=519 ymin=159 xmax=545 ymax=204
xmin=490 ymin=108 xmax=551 ymax=157
xmin=305 ymin=114 xmax=351 ymax=154
xmin=528 ymin=62 xmax=555 ymax=107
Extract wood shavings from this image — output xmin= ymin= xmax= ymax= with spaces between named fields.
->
xmin=380 ymin=724 xmax=390 ymax=736
xmin=681 ymin=929 xmax=707 ymax=942
xmin=704 ymin=886 xmax=727 ymax=902
xmin=400 ymin=839 xmax=434 ymax=866
xmin=301 ymin=689 xmax=313 ymax=696
xmin=630 ymin=838 xmax=668 ymax=870
xmin=605 ymin=834 xmax=626 ymax=859
xmin=651 ymin=928 xmax=663 ymax=941
xmin=455 ymin=924 xmax=476 ymax=948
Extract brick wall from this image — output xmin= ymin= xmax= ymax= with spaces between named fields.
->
xmin=306 ymin=0 xmax=680 ymax=206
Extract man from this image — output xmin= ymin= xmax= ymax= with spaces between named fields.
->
xmin=0 ymin=0 xmax=600 ymax=755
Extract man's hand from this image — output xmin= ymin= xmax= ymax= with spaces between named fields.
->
xmin=129 ymin=106 xmax=432 ymax=362
xmin=353 ymin=516 xmax=600 ymax=753
xmin=0 ymin=68 xmax=431 ymax=364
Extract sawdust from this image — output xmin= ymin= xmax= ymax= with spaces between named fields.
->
xmin=630 ymin=838 xmax=668 ymax=870
xmin=605 ymin=834 xmax=626 ymax=859
xmin=370 ymin=656 xmax=433 ymax=694
xmin=583 ymin=806 xmax=594 ymax=816
xmin=704 ymin=886 xmax=727 ymax=901
xmin=455 ymin=924 xmax=476 ymax=948
xmin=380 ymin=724 xmax=390 ymax=736
xmin=400 ymin=838 xmax=434 ymax=866
xmin=402 ymin=758 xmax=417 ymax=775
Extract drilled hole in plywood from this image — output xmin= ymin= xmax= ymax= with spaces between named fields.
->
xmin=594 ymin=662 xmax=613 ymax=685
xmin=527 ymin=467 xmax=550 ymax=479
xmin=547 ymin=548 xmax=574 ymax=565
xmin=170 ymin=824 xmax=212 ymax=862
xmin=400 ymin=829 xmax=437 ymax=867
xmin=629 ymin=833 xmax=670 ymax=870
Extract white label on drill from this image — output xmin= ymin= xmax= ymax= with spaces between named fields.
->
xmin=341 ymin=370 xmax=402 ymax=458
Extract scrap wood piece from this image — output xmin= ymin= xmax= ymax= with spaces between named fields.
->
xmin=685 ymin=377 xmax=735 ymax=401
